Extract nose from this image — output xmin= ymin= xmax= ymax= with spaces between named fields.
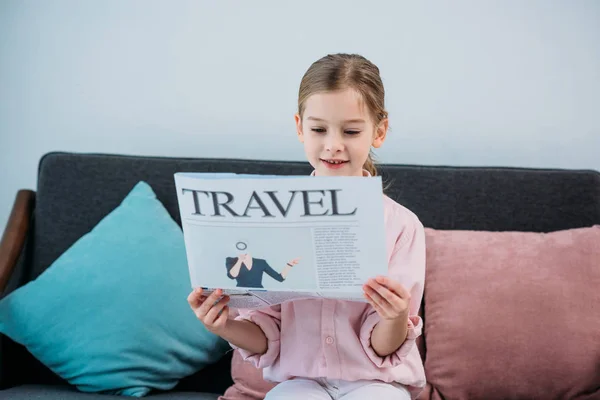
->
xmin=324 ymin=132 xmax=344 ymax=153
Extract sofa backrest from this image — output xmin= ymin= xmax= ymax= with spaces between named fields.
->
xmin=26 ymin=152 xmax=600 ymax=283
xmin=4 ymin=151 xmax=600 ymax=389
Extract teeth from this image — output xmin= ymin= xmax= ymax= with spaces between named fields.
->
xmin=326 ymin=160 xmax=344 ymax=164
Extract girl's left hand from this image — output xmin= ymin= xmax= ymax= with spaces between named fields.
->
xmin=363 ymin=276 xmax=411 ymax=321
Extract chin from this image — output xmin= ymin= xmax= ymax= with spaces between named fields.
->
xmin=317 ymin=168 xmax=356 ymax=177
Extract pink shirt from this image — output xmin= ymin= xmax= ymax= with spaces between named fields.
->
xmin=232 ymin=190 xmax=427 ymax=398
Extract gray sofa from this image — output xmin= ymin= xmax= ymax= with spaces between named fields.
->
xmin=1 ymin=151 xmax=599 ymax=399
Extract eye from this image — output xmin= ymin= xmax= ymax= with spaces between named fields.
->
xmin=345 ymin=130 xmax=361 ymax=135
xmin=311 ymin=128 xmax=326 ymax=133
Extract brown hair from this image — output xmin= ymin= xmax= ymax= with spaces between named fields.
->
xmin=297 ymin=53 xmax=388 ymax=176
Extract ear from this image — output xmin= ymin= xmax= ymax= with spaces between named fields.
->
xmin=295 ymin=113 xmax=304 ymax=143
xmin=372 ymin=118 xmax=388 ymax=148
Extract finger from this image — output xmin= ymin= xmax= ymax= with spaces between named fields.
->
xmin=375 ymin=276 xmax=410 ymax=299
xmin=204 ymin=295 xmax=230 ymax=323
xmin=187 ymin=287 xmax=203 ymax=306
xmin=364 ymin=292 xmax=388 ymax=317
xmin=205 ymin=296 xmax=230 ymax=324
xmin=363 ymin=282 xmax=393 ymax=309
xmin=366 ymin=279 xmax=397 ymax=303
xmin=366 ymin=279 xmax=407 ymax=312
xmin=213 ymin=305 xmax=229 ymax=328
xmin=197 ymin=289 xmax=224 ymax=316
xmin=364 ymin=281 xmax=391 ymax=306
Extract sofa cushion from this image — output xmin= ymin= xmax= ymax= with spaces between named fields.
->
xmin=0 ymin=182 xmax=230 ymax=396
xmin=422 ymin=226 xmax=600 ymax=399
xmin=0 ymin=385 xmax=220 ymax=400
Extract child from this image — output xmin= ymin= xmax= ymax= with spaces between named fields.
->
xmin=188 ymin=53 xmax=426 ymax=399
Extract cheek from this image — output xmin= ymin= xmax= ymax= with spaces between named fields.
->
xmin=303 ymin=132 xmax=319 ymax=145
xmin=351 ymin=137 xmax=373 ymax=155
xmin=302 ymin=135 xmax=319 ymax=153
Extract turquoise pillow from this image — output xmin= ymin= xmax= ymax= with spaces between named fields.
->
xmin=0 ymin=181 xmax=230 ymax=396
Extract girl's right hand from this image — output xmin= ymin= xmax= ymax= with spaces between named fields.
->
xmin=187 ymin=288 xmax=230 ymax=336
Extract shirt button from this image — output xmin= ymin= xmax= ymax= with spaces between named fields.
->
xmin=326 ymin=336 xmax=334 ymax=344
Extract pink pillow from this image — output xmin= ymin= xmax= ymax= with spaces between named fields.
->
xmin=421 ymin=226 xmax=600 ymax=400
xmin=219 ymin=349 xmax=276 ymax=400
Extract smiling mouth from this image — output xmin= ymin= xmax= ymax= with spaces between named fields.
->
xmin=321 ymin=159 xmax=348 ymax=165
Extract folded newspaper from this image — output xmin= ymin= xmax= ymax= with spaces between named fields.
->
xmin=174 ymin=172 xmax=388 ymax=309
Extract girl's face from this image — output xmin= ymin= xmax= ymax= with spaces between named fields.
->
xmin=295 ymin=88 xmax=387 ymax=177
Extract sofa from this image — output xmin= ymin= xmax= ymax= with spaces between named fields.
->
xmin=1 ymin=151 xmax=599 ymax=400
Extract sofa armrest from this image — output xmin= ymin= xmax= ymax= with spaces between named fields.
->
xmin=0 ymin=190 xmax=35 ymax=293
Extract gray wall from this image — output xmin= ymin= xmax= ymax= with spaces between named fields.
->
xmin=1 ymin=0 xmax=599 ymax=230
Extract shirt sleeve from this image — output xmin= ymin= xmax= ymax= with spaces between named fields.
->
xmin=229 ymin=305 xmax=282 ymax=369
xmin=262 ymin=260 xmax=285 ymax=282
xmin=359 ymin=215 xmax=426 ymax=368
xmin=225 ymin=257 xmax=238 ymax=280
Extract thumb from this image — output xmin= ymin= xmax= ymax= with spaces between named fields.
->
xmin=187 ymin=287 xmax=203 ymax=307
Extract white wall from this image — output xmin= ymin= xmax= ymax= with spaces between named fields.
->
xmin=1 ymin=0 xmax=599 ymax=230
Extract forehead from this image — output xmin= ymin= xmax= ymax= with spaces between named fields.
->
xmin=303 ymin=88 xmax=370 ymax=122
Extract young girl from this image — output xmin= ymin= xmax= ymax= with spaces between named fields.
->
xmin=188 ymin=53 xmax=426 ymax=399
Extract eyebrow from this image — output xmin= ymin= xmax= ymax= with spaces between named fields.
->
xmin=306 ymin=116 xmax=366 ymax=124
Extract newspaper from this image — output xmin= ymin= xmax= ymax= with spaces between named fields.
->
xmin=174 ymin=172 xmax=388 ymax=309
